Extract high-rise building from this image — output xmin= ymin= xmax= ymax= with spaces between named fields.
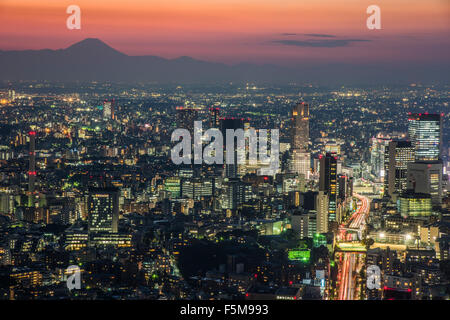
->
xmin=290 ymin=102 xmax=310 ymax=178
xmin=291 ymin=211 xmax=316 ymax=239
xmin=28 ymin=130 xmax=36 ymax=193
xmin=408 ymin=113 xmax=442 ymax=161
xmin=88 ymin=187 xmax=119 ymax=234
xmin=370 ymin=133 xmax=392 ymax=179
xmin=336 ymin=174 xmax=352 ymax=223
xmin=291 ymin=102 xmax=309 ymax=151
xmin=291 ymin=150 xmax=310 ymax=180
xmin=319 ymin=153 xmax=337 ymax=222
xmin=385 ymin=141 xmax=415 ymax=198
xmin=407 ymin=162 xmax=443 ymax=206
xmin=398 ymin=191 xmax=432 ymax=218
xmin=221 ymin=178 xmax=243 ymax=212
xmin=220 ymin=117 xmax=244 ymax=178
xmin=103 ymin=99 xmax=115 ymax=120
xmin=316 ymin=191 xmax=329 ymax=233
xmin=164 ymin=177 xmax=181 ymax=198
xmin=209 ymin=107 xmax=220 ymax=128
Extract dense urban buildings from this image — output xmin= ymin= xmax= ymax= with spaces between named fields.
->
xmin=0 ymin=0 xmax=449 ymax=309
xmin=0 ymin=81 xmax=448 ymax=302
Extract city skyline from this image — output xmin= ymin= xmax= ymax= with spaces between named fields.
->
xmin=0 ymin=0 xmax=449 ymax=305
xmin=0 ymin=81 xmax=448 ymax=301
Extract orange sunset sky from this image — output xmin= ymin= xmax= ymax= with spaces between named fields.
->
xmin=0 ymin=0 xmax=449 ymax=65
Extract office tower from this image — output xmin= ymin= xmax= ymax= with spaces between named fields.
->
xmin=291 ymin=211 xmax=316 ymax=239
xmin=370 ymin=133 xmax=392 ymax=179
xmin=28 ymin=130 xmax=36 ymax=193
xmin=291 ymin=102 xmax=309 ymax=151
xmin=220 ymin=117 xmax=244 ymax=178
xmin=336 ymin=174 xmax=351 ymax=223
xmin=299 ymin=191 xmax=317 ymax=210
xmin=337 ymin=174 xmax=348 ymax=202
xmin=398 ymin=191 xmax=432 ymax=218
xmin=222 ymin=179 xmax=243 ymax=211
xmin=209 ymin=107 xmax=220 ymax=128
xmin=407 ymin=162 xmax=443 ymax=206
xmin=88 ymin=187 xmax=119 ymax=234
xmin=176 ymin=107 xmax=199 ymax=136
xmin=290 ymin=102 xmax=311 ymax=179
xmin=181 ymin=177 xmax=214 ymax=200
xmin=0 ymin=193 xmax=12 ymax=215
xmin=291 ymin=151 xmax=310 ymax=180
xmin=192 ymin=178 xmax=213 ymax=200
xmin=164 ymin=177 xmax=181 ymax=198
xmin=181 ymin=179 xmax=194 ymax=199
xmin=385 ymin=141 xmax=415 ymax=198
xmin=408 ymin=113 xmax=442 ymax=161
xmin=316 ymin=191 xmax=329 ymax=233
xmin=103 ymin=99 xmax=115 ymax=120
xmin=319 ymin=153 xmax=337 ymax=222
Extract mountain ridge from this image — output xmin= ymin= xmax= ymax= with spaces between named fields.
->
xmin=0 ymin=38 xmax=447 ymax=84
xmin=0 ymin=38 xmax=285 ymax=82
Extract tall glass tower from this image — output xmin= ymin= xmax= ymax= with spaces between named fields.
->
xmin=290 ymin=102 xmax=310 ymax=179
xmin=319 ymin=153 xmax=337 ymax=222
xmin=408 ymin=113 xmax=442 ymax=161
xmin=291 ymin=102 xmax=309 ymax=151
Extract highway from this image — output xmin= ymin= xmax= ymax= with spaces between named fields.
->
xmin=336 ymin=193 xmax=370 ymax=300
xmin=349 ymin=193 xmax=369 ymax=229
xmin=338 ymin=253 xmax=353 ymax=300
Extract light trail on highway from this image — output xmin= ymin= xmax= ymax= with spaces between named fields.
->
xmin=336 ymin=193 xmax=370 ymax=300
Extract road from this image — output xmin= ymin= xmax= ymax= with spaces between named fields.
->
xmin=338 ymin=253 xmax=354 ymax=300
xmin=336 ymin=193 xmax=370 ymax=300
xmin=349 ymin=193 xmax=369 ymax=229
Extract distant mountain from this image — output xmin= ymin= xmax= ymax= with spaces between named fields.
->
xmin=0 ymin=38 xmax=447 ymax=84
xmin=0 ymin=38 xmax=295 ymax=83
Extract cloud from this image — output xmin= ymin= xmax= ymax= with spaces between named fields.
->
xmin=280 ymin=33 xmax=337 ymax=38
xmin=303 ymin=34 xmax=336 ymax=38
xmin=273 ymin=39 xmax=371 ymax=48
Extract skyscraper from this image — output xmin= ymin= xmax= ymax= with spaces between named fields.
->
xmin=385 ymin=141 xmax=415 ymax=198
xmin=408 ymin=113 xmax=442 ymax=161
xmin=291 ymin=150 xmax=311 ymax=180
xmin=103 ymin=99 xmax=115 ymax=120
xmin=88 ymin=187 xmax=119 ymax=234
xmin=407 ymin=162 xmax=443 ymax=206
xmin=28 ymin=130 xmax=36 ymax=193
xmin=316 ymin=191 xmax=329 ymax=233
xmin=220 ymin=117 xmax=244 ymax=178
xmin=370 ymin=133 xmax=392 ymax=179
xmin=319 ymin=153 xmax=337 ymax=222
xmin=290 ymin=102 xmax=310 ymax=179
xmin=209 ymin=107 xmax=220 ymax=128
xmin=291 ymin=102 xmax=309 ymax=151
xmin=398 ymin=191 xmax=432 ymax=218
